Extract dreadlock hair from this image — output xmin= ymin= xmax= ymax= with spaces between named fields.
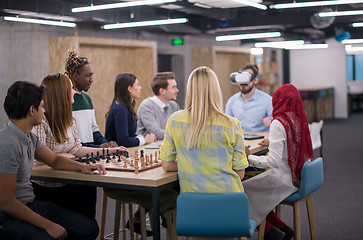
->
xmin=106 ymin=73 xmax=137 ymax=122
xmin=65 ymin=49 xmax=89 ymax=83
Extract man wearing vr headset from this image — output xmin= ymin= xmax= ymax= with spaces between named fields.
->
xmin=226 ymin=64 xmax=272 ymax=132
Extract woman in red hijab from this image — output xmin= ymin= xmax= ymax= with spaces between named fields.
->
xmin=243 ymin=84 xmax=314 ymax=240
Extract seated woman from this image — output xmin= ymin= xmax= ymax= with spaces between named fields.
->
xmin=105 ymin=73 xmax=156 ymax=147
xmin=104 ymin=72 xmax=175 ymax=236
xmin=32 ymin=73 xmax=126 ymax=219
xmin=243 ymin=83 xmax=314 ymax=240
xmin=160 ymin=66 xmax=248 ymax=192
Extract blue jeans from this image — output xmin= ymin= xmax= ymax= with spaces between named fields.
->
xmin=0 ymin=200 xmax=99 ymax=240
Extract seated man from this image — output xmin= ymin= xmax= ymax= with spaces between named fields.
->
xmin=137 ymin=72 xmax=180 ymax=140
xmin=226 ymin=64 xmax=272 ymax=132
xmin=65 ymin=49 xmax=117 ymax=148
xmin=0 ymin=81 xmax=106 ymax=240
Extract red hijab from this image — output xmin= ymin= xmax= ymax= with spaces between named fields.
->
xmin=272 ymin=84 xmax=314 ymax=187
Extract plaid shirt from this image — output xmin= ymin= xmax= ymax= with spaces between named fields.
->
xmin=160 ymin=110 xmax=248 ymax=193
xmin=31 ymin=116 xmax=82 ymax=187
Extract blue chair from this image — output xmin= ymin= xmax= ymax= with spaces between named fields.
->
xmin=276 ymin=157 xmax=324 ymax=240
xmin=176 ymin=192 xmax=256 ymax=239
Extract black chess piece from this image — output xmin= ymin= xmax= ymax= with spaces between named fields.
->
xmin=117 ymin=155 xmax=121 ymax=162
xmin=116 ymin=149 xmax=119 ymax=156
xmin=96 ymin=151 xmax=100 ymax=161
xmin=102 ymin=148 xmax=105 ymax=159
xmin=112 ymin=152 xmax=116 ymax=159
xmin=78 ymin=156 xmax=82 ymax=162
xmin=140 ymin=150 xmax=144 ymax=158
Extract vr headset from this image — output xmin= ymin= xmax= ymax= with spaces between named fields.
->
xmin=230 ymin=71 xmax=254 ymax=84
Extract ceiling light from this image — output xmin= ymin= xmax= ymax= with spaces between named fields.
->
xmin=345 ymin=45 xmax=363 ymax=52
xmin=255 ymin=40 xmax=304 ymax=48
xmin=3 ymin=16 xmax=76 ymax=27
xmin=216 ymin=32 xmax=281 ymax=41
xmin=319 ymin=10 xmax=363 ymax=17
xmin=352 ymin=22 xmax=363 ymax=27
xmin=284 ymin=44 xmax=329 ymax=50
xmin=72 ymin=0 xmax=177 ymax=13
xmin=250 ymin=47 xmax=263 ymax=55
xmin=271 ymin=0 xmax=363 ymax=9
xmin=103 ymin=18 xmax=188 ymax=30
xmin=342 ymin=39 xmax=363 ymax=44
xmin=231 ymin=0 xmax=267 ymax=10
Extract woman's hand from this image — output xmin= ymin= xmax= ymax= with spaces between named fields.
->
xmin=245 ymin=145 xmax=251 ymax=157
xmin=259 ymin=138 xmax=269 ymax=147
xmin=144 ymin=133 xmax=156 ymax=144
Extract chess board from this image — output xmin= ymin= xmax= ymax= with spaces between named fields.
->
xmin=73 ymin=149 xmax=162 ymax=173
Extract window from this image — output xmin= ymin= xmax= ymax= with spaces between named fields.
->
xmin=347 ymin=54 xmax=363 ymax=81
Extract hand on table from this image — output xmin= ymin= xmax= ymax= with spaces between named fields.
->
xmin=79 ymin=163 xmax=107 ymax=175
xmin=100 ymin=141 xmax=118 ymax=148
xmin=145 ymin=133 xmax=157 ymax=144
xmin=258 ymin=138 xmax=269 ymax=147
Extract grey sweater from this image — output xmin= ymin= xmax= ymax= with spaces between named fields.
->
xmin=136 ymin=96 xmax=180 ymax=140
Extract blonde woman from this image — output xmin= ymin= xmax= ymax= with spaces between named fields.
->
xmin=160 ymin=66 xmax=248 ymax=193
xmin=32 ymin=73 xmax=126 ymax=219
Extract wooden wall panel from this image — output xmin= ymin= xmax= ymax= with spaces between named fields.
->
xmin=49 ymin=37 xmax=79 ymax=74
xmin=49 ymin=36 xmax=157 ymax=135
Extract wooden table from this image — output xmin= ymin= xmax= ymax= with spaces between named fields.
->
xmin=31 ymin=133 xmax=268 ymax=240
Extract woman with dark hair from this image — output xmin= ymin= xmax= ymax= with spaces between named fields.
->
xmin=105 ymin=73 xmax=156 ymax=147
xmin=243 ymin=83 xmax=314 ymax=240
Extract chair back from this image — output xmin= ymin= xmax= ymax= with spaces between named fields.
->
xmin=176 ymin=192 xmax=256 ymax=238
xmin=285 ymin=157 xmax=324 ymax=202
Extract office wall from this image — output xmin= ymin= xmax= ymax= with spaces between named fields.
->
xmin=0 ymin=19 xmax=240 ymax=129
xmin=289 ymin=39 xmax=348 ymax=119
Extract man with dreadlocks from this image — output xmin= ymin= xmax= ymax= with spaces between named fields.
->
xmin=65 ymin=49 xmax=118 ymax=148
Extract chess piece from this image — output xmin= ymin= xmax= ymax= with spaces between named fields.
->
xmin=134 ymin=160 xmax=139 ymax=174
xmin=102 ymin=149 xmax=106 ymax=160
xmin=116 ymin=149 xmax=119 ymax=157
xmin=112 ymin=152 xmax=116 ymax=159
xmin=145 ymin=155 xmax=149 ymax=166
xmin=118 ymin=155 xmax=121 ymax=162
xmin=141 ymin=157 xmax=145 ymax=168
xmin=140 ymin=150 xmax=144 ymax=158
xmin=134 ymin=150 xmax=139 ymax=161
xmin=123 ymin=160 xmax=127 ymax=168
xmin=130 ymin=159 xmax=134 ymax=167
xmin=154 ymin=151 xmax=158 ymax=163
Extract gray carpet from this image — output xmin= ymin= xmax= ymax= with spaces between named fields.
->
xmin=96 ymin=113 xmax=363 ymax=239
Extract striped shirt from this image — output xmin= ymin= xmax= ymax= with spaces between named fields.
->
xmin=31 ymin=116 xmax=81 ymax=187
xmin=160 ymin=110 xmax=248 ymax=193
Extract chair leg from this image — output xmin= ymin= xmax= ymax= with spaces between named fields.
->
xmin=306 ymin=195 xmax=317 ymax=240
xmin=257 ymin=218 xmax=266 ymax=240
xmin=164 ymin=209 xmax=177 ymax=240
xmin=121 ymin=203 xmax=126 ymax=240
xmin=276 ymin=204 xmax=281 ymax=218
xmin=139 ymin=207 xmax=147 ymax=240
xmin=293 ymin=201 xmax=301 ymax=240
xmin=114 ymin=200 xmax=122 ymax=240
xmin=99 ymin=191 xmax=108 ymax=240
xmin=128 ymin=205 xmax=136 ymax=240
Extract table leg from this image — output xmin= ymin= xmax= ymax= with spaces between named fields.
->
xmin=152 ymin=189 xmax=161 ymax=240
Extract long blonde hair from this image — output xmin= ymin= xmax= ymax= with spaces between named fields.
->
xmin=185 ymin=66 xmax=232 ymax=149
xmin=42 ymin=73 xmax=74 ymax=143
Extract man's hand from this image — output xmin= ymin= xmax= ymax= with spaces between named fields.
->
xmin=261 ymin=117 xmax=271 ymax=128
xmin=45 ymin=222 xmax=67 ymax=239
xmin=100 ymin=141 xmax=118 ymax=148
xmin=79 ymin=163 xmax=107 ymax=175
xmin=259 ymin=138 xmax=269 ymax=147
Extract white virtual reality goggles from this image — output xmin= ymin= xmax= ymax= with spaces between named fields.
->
xmin=230 ymin=71 xmax=254 ymax=84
